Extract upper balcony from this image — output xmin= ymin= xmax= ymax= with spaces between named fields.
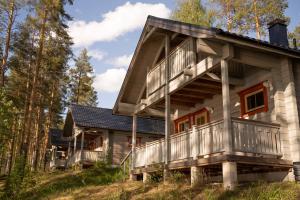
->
xmin=147 ymin=38 xmax=195 ymax=96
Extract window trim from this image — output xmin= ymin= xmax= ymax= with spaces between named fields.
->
xmin=127 ymin=136 xmax=141 ymax=147
xmin=238 ymin=82 xmax=268 ymax=117
xmin=174 ymin=114 xmax=192 ymax=133
xmin=193 ymin=108 xmax=210 ymax=125
xmin=174 ymin=108 xmax=210 ymax=133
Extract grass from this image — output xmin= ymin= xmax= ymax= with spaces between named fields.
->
xmin=1 ymin=167 xmax=300 ymax=200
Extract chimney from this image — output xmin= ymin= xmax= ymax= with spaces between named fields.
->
xmin=268 ymin=19 xmax=289 ymax=47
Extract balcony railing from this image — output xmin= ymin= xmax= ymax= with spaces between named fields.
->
xmin=67 ymin=150 xmax=105 ymax=166
xmin=147 ymin=38 xmax=194 ymax=96
xmin=133 ymin=118 xmax=281 ymax=168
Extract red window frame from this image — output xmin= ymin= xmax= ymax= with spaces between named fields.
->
xmin=238 ymin=82 xmax=268 ymax=117
xmin=174 ymin=114 xmax=192 ymax=133
xmin=174 ymin=108 xmax=210 ymax=133
xmin=127 ymin=136 xmax=141 ymax=147
xmin=193 ymin=108 xmax=210 ymax=125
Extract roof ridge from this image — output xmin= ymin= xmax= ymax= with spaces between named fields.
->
xmin=70 ymin=103 xmax=112 ymax=111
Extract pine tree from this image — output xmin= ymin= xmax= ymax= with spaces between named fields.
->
xmin=0 ymin=0 xmax=18 ymax=87
xmin=247 ymin=0 xmax=288 ymax=39
xmin=210 ymin=0 xmax=288 ymax=38
xmin=68 ymin=48 xmax=98 ymax=106
xmin=171 ymin=0 xmax=215 ymax=27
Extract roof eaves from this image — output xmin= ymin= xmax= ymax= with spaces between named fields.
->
xmin=216 ymin=30 xmax=300 ymax=58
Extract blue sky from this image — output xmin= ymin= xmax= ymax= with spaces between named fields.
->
xmin=65 ymin=0 xmax=300 ymax=109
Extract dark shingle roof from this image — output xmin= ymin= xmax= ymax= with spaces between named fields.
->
xmin=70 ymin=104 xmax=164 ymax=135
xmin=147 ymin=16 xmax=300 ymax=55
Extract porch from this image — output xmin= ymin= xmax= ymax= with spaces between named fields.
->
xmin=67 ymin=130 xmax=107 ymax=167
xmin=127 ymin=36 xmax=294 ymax=189
xmin=133 ymin=117 xmax=282 ymax=169
xmin=67 ymin=150 xmax=105 ymax=167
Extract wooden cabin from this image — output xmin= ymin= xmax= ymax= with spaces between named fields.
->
xmin=113 ymin=16 xmax=300 ymax=189
xmin=63 ymin=104 xmax=164 ymax=167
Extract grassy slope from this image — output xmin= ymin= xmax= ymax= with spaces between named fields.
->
xmin=1 ymin=167 xmax=300 ymax=200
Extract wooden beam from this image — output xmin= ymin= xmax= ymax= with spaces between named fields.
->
xmin=171 ymin=99 xmax=195 ymax=107
xmin=142 ymin=26 xmax=157 ymax=44
xmin=172 ymin=94 xmax=204 ymax=101
xmin=182 ymin=86 xmax=221 ymax=94
xmin=171 ymin=96 xmax=204 ymax=104
xmin=197 ymin=38 xmax=223 ymax=56
xmin=199 ymin=76 xmax=244 ymax=86
xmin=232 ymin=47 xmax=281 ymax=69
xmin=176 ymin=90 xmax=214 ymax=99
xmin=190 ymin=81 xmax=222 ymax=89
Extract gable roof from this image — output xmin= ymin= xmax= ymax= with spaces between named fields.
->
xmin=113 ymin=16 xmax=300 ymax=115
xmin=146 ymin=16 xmax=300 ymax=55
xmin=64 ymin=104 xmax=164 ymax=136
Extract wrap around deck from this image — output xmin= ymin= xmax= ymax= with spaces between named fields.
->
xmin=133 ymin=118 xmax=281 ymax=169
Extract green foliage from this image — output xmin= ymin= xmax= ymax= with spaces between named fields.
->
xmin=171 ymin=0 xmax=215 ymax=27
xmin=0 ymin=88 xmax=15 ymax=154
xmin=18 ymin=164 xmax=123 ymax=200
xmin=3 ymin=155 xmax=36 ymax=200
xmin=68 ymin=48 xmax=98 ymax=106
xmin=169 ymin=171 xmax=188 ymax=183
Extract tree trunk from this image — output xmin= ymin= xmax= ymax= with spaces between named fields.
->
xmin=40 ymin=82 xmax=56 ymax=170
xmin=76 ymin=70 xmax=82 ymax=104
xmin=8 ymin=115 xmax=17 ymax=175
xmin=0 ymin=0 xmax=16 ymax=87
xmin=253 ymin=0 xmax=261 ymax=39
xmin=33 ymin=97 xmax=44 ymax=171
xmin=23 ymin=8 xmax=48 ymax=169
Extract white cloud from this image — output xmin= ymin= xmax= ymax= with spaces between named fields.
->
xmin=68 ymin=2 xmax=171 ymax=47
xmin=88 ymin=49 xmax=106 ymax=61
xmin=109 ymin=53 xmax=133 ymax=68
xmin=93 ymin=68 xmax=127 ymax=93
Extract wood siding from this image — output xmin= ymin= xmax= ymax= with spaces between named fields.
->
xmin=294 ymin=63 xmax=300 ymax=124
xmin=111 ymin=131 xmax=163 ymax=165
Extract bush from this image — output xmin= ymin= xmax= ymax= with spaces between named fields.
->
xmin=169 ymin=171 xmax=188 ymax=183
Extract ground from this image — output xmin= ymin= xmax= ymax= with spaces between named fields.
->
xmin=1 ymin=166 xmax=300 ymax=200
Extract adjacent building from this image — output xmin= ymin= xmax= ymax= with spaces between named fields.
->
xmin=63 ymin=104 xmax=164 ymax=167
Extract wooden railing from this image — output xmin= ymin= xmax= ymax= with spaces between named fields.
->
xmin=120 ymin=150 xmax=132 ymax=177
xmin=147 ymin=38 xmax=194 ymax=96
xmin=232 ymin=118 xmax=281 ymax=156
xmin=67 ymin=150 xmax=105 ymax=166
xmin=132 ymin=118 xmax=281 ymax=168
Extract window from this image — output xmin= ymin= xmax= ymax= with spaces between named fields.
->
xmin=174 ymin=115 xmax=191 ymax=133
xmin=194 ymin=109 xmax=209 ymax=126
xmin=174 ymin=108 xmax=210 ymax=133
xmin=239 ymin=82 xmax=268 ymax=117
xmin=128 ymin=136 xmax=141 ymax=147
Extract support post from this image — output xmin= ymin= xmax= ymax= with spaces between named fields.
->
xmin=143 ymin=172 xmax=151 ymax=183
xmin=130 ymin=114 xmax=137 ymax=181
xmin=80 ymin=132 xmax=84 ymax=162
xmin=191 ymin=166 xmax=204 ymax=187
xmin=67 ymin=141 xmax=71 ymax=158
xmin=221 ymin=59 xmax=233 ymax=153
xmin=164 ymin=34 xmax=171 ymax=182
xmin=73 ymin=134 xmax=77 ymax=154
xmin=222 ymin=162 xmax=238 ymax=190
xmin=221 ymin=59 xmax=237 ymax=190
